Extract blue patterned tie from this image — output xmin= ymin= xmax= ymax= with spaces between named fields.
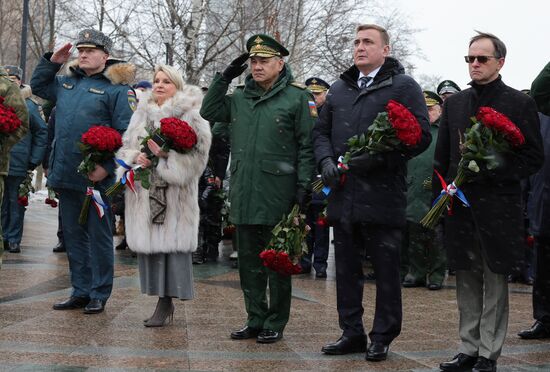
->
xmin=359 ymin=76 xmax=372 ymax=89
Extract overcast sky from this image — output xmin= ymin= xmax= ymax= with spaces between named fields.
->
xmin=385 ymin=0 xmax=550 ymax=91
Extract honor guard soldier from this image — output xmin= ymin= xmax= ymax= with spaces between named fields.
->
xmin=31 ymin=29 xmax=136 ymax=314
xmin=200 ymin=34 xmax=315 ymax=344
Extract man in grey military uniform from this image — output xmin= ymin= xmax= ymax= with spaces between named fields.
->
xmin=31 ymin=29 xmax=135 ymax=314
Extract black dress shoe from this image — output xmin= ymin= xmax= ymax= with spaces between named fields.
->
xmin=83 ymin=299 xmax=106 ymax=314
xmin=53 ymin=296 xmax=90 ymax=310
xmin=257 ymin=329 xmax=282 ymax=344
xmin=427 ymin=283 xmax=442 ymax=290
xmin=8 ymin=242 xmax=20 ymax=253
xmin=230 ymin=325 xmax=261 ymax=340
xmin=518 ymin=321 xmax=550 ymax=339
xmin=52 ymin=241 xmax=66 ymax=253
xmin=316 ymin=271 xmax=327 ymax=278
xmin=439 ymin=353 xmax=477 ymax=371
xmin=321 ymin=335 xmax=367 ymax=355
xmin=365 ymin=342 xmax=389 ymax=361
xmin=472 ymin=356 xmax=496 ymax=372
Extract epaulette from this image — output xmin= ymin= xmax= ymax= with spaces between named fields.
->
xmin=290 ymin=81 xmax=307 ymax=89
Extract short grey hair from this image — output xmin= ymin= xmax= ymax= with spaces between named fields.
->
xmin=153 ymin=64 xmax=184 ymax=91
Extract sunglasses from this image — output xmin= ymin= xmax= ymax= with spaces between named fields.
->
xmin=464 ymin=55 xmax=497 ymax=64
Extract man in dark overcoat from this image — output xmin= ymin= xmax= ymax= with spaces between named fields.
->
xmin=313 ymin=24 xmax=431 ymax=362
xmin=436 ymin=32 xmax=544 ymax=372
xmin=517 ymin=62 xmax=550 ymax=340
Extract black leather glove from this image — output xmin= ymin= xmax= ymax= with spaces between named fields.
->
xmin=348 ymin=152 xmax=384 ymax=174
xmin=320 ymin=157 xmax=340 ymax=189
xmin=222 ymin=53 xmax=249 ymax=82
xmin=295 ymin=188 xmax=311 ymax=212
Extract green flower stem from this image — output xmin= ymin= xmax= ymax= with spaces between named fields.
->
xmin=420 ymin=166 xmax=466 ymax=230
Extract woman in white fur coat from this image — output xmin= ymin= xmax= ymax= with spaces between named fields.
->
xmin=116 ymin=65 xmax=211 ymax=326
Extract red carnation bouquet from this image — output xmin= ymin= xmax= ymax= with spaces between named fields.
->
xmin=17 ymin=171 xmax=34 ymax=207
xmin=77 ymin=126 xmax=123 ymax=224
xmin=0 ymin=96 xmax=23 ymax=150
xmin=259 ymin=204 xmax=310 ymax=276
xmin=313 ymin=100 xmax=422 ymax=193
xmin=107 ymin=117 xmax=197 ymax=195
xmin=420 ymin=107 xmax=526 ymax=229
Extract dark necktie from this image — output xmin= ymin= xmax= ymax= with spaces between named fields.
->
xmin=359 ymin=76 xmax=372 ymax=89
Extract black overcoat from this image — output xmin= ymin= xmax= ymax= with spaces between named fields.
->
xmin=433 ymin=77 xmax=544 ymax=274
xmin=312 ymin=57 xmax=431 ymax=227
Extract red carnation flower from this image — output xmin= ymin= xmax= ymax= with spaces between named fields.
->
xmin=81 ymin=126 xmax=123 ymax=152
xmin=17 ymin=195 xmax=28 ymax=206
xmin=160 ymin=117 xmax=197 ymax=152
xmin=0 ymin=96 xmax=23 ymax=135
xmin=386 ymin=100 xmax=422 ymax=146
xmin=476 ymin=107 xmax=525 ymax=147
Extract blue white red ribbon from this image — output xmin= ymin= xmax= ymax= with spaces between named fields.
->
xmin=115 ymin=158 xmax=140 ymax=194
xmin=432 ymin=169 xmax=470 ymax=215
xmin=322 ymin=155 xmax=349 ymax=196
xmin=86 ymin=187 xmax=108 ymax=218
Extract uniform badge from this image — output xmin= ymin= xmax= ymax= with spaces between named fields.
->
xmin=308 ymin=100 xmax=318 ymax=118
xmin=128 ymin=89 xmax=137 ymax=111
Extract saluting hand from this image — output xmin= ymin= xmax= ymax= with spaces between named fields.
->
xmin=222 ymin=53 xmax=249 ymax=82
xmin=51 ymin=43 xmax=73 ymax=65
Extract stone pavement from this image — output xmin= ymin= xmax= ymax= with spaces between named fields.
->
xmin=0 ymin=200 xmax=549 ymax=371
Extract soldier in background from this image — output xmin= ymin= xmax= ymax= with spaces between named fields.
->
xmin=402 ymin=91 xmax=445 ymax=290
xmin=437 ymin=79 xmax=461 ymax=101
xmin=301 ymin=77 xmax=330 ymax=278
xmin=2 ymin=66 xmax=47 ymax=254
xmin=0 ymin=66 xmax=29 ymax=266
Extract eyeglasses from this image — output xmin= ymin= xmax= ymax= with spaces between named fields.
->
xmin=464 ymin=55 xmax=497 ymax=64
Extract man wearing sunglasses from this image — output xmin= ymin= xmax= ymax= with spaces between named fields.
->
xmin=436 ymin=32 xmax=544 ymax=372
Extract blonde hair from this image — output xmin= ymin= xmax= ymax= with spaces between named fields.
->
xmin=153 ymin=64 xmax=184 ymax=91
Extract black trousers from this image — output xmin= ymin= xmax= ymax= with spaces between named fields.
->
xmin=333 ymin=222 xmax=402 ymax=344
xmin=534 ymin=237 xmax=550 ymax=325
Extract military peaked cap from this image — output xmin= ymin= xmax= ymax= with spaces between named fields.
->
xmin=305 ymin=77 xmax=330 ymax=93
xmin=246 ymin=34 xmax=289 ymax=58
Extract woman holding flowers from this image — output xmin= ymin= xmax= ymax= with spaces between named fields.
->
xmin=116 ymin=65 xmax=211 ymax=327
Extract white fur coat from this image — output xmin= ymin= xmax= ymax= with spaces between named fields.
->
xmin=116 ymin=86 xmax=211 ymax=254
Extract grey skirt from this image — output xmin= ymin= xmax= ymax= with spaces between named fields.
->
xmin=137 ymin=252 xmax=194 ymax=300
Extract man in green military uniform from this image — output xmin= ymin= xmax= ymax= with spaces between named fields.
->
xmin=437 ymin=79 xmax=461 ymax=102
xmin=0 ymin=66 xmax=29 ymax=266
xmin=200 ymin=34 xmax=315 ymax=344
xmin=402 ymin=91 xmax=446 ymax=290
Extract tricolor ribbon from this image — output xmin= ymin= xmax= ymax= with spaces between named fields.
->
xmin=322 ymin=155 xmax=349 ymax=196
xmin=115 ymin=158 xmax=141 ymax=194
xmin=432 ymin=169 xmax=470 ymax=215
xmin=86 ymin=186 xmax=108 ymax=218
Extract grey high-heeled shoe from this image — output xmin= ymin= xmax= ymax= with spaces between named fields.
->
xmin=144 ymin=297 xmax=174 ymax=327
